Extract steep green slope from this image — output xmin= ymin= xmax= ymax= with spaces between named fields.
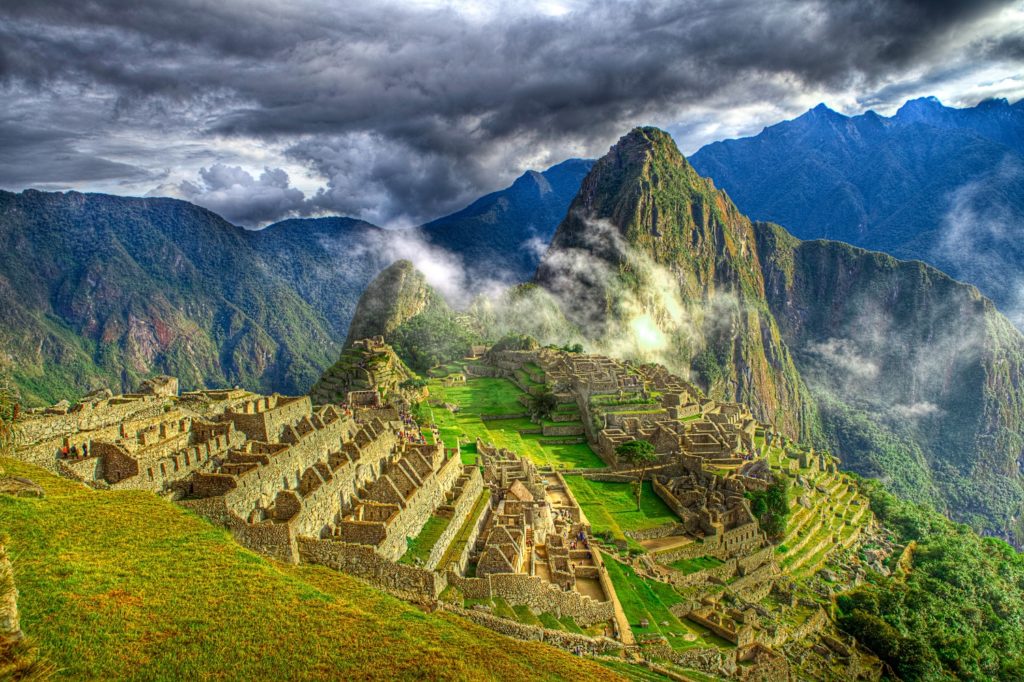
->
xmin=248 ymin=216 xmax=385 ymax=339
xmin=838 ymin=478 xmax=1024 ymax=681
xmin=757 ymin=223 xmax=1024 ymax=542
xmin=341 ymin=260 xmax=483 ymax=373
xmin=535 ymin=127 xmax=818 ymax=440
xmin=343 ymin=260 xmax=444 ymax=346
xmin=0 ymin=190 xmax=338 ymax=405
xmin=0 ymin=456 xmax=621 ymax=681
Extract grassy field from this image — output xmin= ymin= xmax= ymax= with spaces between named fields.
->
xmin=399 ymin=514 xmax=451 ymax=565
xmin=0 ymin=457 xmax=624 ymax=681
xmin=603 ymin=557 xmax=728 ymax=652
xmin=668 ymin=556 xmax=724 ymax=575
xmin=422 ymin=377 xmax=604 ymax=469
xmin=564 ymin=477 xmax=678 ymax=544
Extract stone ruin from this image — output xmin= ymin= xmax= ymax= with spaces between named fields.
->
xmin=475 ymin=347 xmax=875 ymax=676
xmin=3 ymin=342 xmax=878 ymax=681
xmin=8 ymin=375 xmax=478 ymax=573
xmin=310 ymin=336 xmax=416 ymax=406
xmin=0 ymin=542 xmax=21 ymax=648
xmin=463 ymin=439 xmax=616 ymax=628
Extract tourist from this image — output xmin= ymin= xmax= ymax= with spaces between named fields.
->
xmin=69 ymin=445 xmax=79 ymax=458
xmin=60 ymin=444 xmax=69 ymax=458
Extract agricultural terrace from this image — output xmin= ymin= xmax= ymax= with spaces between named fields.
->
xmin=417 ymin=369 xmax=605 ymax=470
xmin=563 ymin=477 xmax=679 ymax=549
xmin=603 ymin=557 xmax=731 ymax=651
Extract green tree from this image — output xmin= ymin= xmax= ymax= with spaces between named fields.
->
xmin=615 ymin=439 xmax=657 ymax=511
xmin=529 ymin=387 xmax=558 ymax=421
xmin=746 ymin=474 xmax=789 ymax=540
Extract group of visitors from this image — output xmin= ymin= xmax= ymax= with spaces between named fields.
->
xmin=396 ymin=410 xmax=439 ymax=446
xmin=56 ymin=443 xmax=88 ymax=459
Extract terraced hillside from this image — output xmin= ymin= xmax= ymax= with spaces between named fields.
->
xmin=417 ymin=362 xmax=604 ymax=470
xmin=0 ymin=457 xmax=621 ymax=681
xmin=409 ymin=355 xmax=882 ymax=679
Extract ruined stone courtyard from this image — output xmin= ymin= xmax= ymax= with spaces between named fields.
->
xmin=6 ymin=340 xmax=885 ymax=681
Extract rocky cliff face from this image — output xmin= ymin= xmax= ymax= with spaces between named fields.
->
xmin=757 ymin=223 xmax=1024 ymax=541
xmin=536 ymin=127 xmax=817 ymax=440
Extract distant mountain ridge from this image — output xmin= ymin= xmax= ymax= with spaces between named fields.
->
xmin=421 ymin=158 xmax=594 ymax=283
xmin=689 ymin=96 xmax=1024 ymax=326
xmin=0 ymin=157 xmax=589 ymax=405
xmin=0 ymin=189 xmax=340 ymax=403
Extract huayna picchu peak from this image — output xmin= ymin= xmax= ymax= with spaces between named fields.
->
xmin=535 ymin=126 xmax=1024 ymax=548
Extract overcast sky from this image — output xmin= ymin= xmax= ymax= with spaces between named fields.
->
xmin=2 ymin=0 xmax=1023 ymax=227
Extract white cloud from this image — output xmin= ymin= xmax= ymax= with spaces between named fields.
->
xmin=163 ymin=163 xmax=306 ymax=227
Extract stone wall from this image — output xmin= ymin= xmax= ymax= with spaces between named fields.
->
xmin=668 ymin=647 xmax=738 ymax=679
xmin=0 ymin=542 xmax=22 ymax=646
xmin=738 ymin=546 xmax=774 ymax=574
xmin=180 ymin=496 xmax=299 ymax=563
xmin=224 ymin=395 xmax=311 ymax=443
xmin=202 ymin=414 xmax=374 ymax=522
xmin=540 ymin=424 xmax=585 ymax=437
xmin=624 ymin=522 xmax=688 ymax=542
xmin=344 ymin=446 xmax=464 ymax=561
xmin=652 ymin=539 xmax=708 ymax=564
xmin=425 ymin=468 xmax=483 ymax=571
xmin=298 ymin=537 xmax=446 ymax=600
xmin=448 ymin=499 xmax=493 ymax=575
xmin=449 ymin=572 xmax=614 ymax=627
xmin=768 ymin=606 xmax=829 ymax=648
xmin=15 ymin=399 xmax=169 ymax=470
xmin=16 ymin=396 xmax=162 ymax=446
xmin=736 ymin=645 xmax=790 ymax=682
xmin=443 ymin=604 xmax=622 ymax=656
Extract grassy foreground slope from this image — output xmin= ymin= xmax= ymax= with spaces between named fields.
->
xmin=0 ymin=457 xmax=622 ymax=682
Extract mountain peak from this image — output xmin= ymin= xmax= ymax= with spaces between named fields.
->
xmin=511 ymin=169 xmax=552 ymax=195
xmin=894 ymin=95 xmax=948 ymax=121
xmin=591 ymin=126 xmax=695 ymax=192
xmin=801 ymin=102 xmax=845 ymax=120
xmin=343 ymin=260 xmax=440 ymax=346
xmin=976 ymin=96 xmax=1011 ymax=109
xmin=612 ymin=126 xmax=682 ymax=163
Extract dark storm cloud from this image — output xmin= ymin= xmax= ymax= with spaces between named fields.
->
xmin=0 ymin=119 xmax=151 ymax=185
xmin=0 ymin=0 xmax=1019 ymax=225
